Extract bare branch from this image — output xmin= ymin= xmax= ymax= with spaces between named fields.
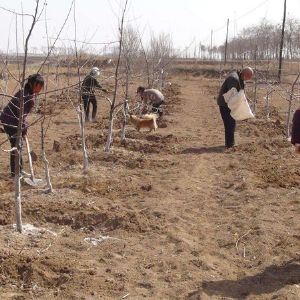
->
xmin=37 ymin=0 xmax=74 ymax=73
xmin=46 ymin=37 xmax=119 ymax=45
xmin=0 ymin=5 xmax=34 ymax=18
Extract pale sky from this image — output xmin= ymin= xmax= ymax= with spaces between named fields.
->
xmin=0 ymin=0 xmax=299 ymax=54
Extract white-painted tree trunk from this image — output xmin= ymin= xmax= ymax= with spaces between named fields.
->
xmin=121 ymin=99 xmax=128 ymax=143
xmin=42 ymin=149 xmax=53 ymax=193
xmin=160 ymin=68 xmax=164 ymax=90
xmin=105 ymin=114 xmax=114 ymax=152
xmin=14 ymin=156 xmax=23 ymax=233
xmin=41 ymin=127 xmax=53 ymax=193
xmin=77 ymin=105 xmax=88 ymax=172
xmin=14 ymin=80 xmax=24 ymax=234
xmin=265 ymin=92 xmax=270 ymax=119
xmin=25 ymin=136 xmax=35 ymax=181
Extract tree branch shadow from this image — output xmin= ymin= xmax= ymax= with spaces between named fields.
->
xmin=197 ymin=260 xmax=300 ymax=299
xmin=54 ymin=121 xmax=80 ymax=125
xmin=181 ymin=145 xmax=224 ymax=154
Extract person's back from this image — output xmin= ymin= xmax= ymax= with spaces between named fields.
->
xmin=0 ymin=85 xmax=35 ymax=129
xmin=291 ymin=107 xmax=300 ymax=147
xmin=81 ymin=74 xmax=102 ymax=96
xmin=142 ymin=88 xmax=164 ymax=106
xmin=217 ymin=71 xmax=244 ymax=107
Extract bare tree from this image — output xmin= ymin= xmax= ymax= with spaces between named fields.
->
xmin=120 ymin=26 xmax=140 ymax=143
xmin=39 ymin=5 xmax=53 ymax=193
xmin=278 ymin=0 xmax=287 ymax=82
xmin=105 ymin=0 xmax=128 ymax=152
xmin=146 ymin=33 xmax=174 ymax=88
xmin=15 ymin=0 xmax=41 ymax=233
xmin=73 ymin=0 xmax=88 ymax=171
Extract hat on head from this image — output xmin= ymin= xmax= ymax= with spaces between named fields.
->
xmin=90 ymin=67 xmax=100 ymax=77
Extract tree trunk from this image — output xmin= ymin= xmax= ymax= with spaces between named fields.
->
xmin=278 ymin=0 xmax=287 ymax=82
xmin=77 ymin=105 xmax=88 ymax=171
xmin=41 ymin=126 xmax=53 ymax=193
xmin=105 ymin=111 xmax=114 ymax=152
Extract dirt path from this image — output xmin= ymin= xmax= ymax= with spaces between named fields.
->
xmin=0 ymin=75 xmax=299 ymax=299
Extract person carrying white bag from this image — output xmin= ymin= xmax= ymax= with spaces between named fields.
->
xmin=217 ymin=67 xmax=254 ymax=151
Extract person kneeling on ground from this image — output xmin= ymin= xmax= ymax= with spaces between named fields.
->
xmin=0 ymin=74 xmax=44 ymax=177
xmin=217 ymin=67 xmax=254 ymax=151
xmin=136 ymin=86 xmax=165 ymax=116
xmin=291 ymin=106 xmax=300 ymax=154
xmin=81 ymin=67 xmax=108 ymax=122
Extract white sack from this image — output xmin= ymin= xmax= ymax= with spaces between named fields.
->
xmin=223 ymin=88 xmax=254 ymax=121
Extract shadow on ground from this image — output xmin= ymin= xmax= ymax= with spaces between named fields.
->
xmin=188 ymin=260 xmax=300 ymax=299
xmin=181 ymin=145 xmax=224 ymax=154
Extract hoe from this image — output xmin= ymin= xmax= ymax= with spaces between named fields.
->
xmin=23 ymin=136 xmax=45 ymax=187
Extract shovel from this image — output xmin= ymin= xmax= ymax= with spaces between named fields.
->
xmin=23 ymin=135 xmax=45 ymax=187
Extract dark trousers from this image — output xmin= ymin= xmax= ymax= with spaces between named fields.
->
xmin=151 ymin=101 xmax=164 ymax=116
xmin=82 ymin=94 xmax=97 ymax=120
xmin=152 ymin=101 xmax=164 ymax=109
xmin=3 ymin=125 xmax=23 ymax=176
xmin=219 ymin=105 xmax=236 ymax=148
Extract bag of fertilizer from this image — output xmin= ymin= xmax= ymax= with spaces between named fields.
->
xmin=223 ymin=88 xmax=254 ymax=121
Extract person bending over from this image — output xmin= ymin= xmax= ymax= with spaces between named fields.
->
xmin=0 ymin=73 xmax=44 ymax=177
xmin=136 ymin=86 xmax=165 ymax=115
xmin=217 ymin=67 xmax=254 ymax=151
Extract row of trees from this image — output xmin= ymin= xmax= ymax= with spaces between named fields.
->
xmin=223 ymin=18 xmax=299 ymax=61
xmin=181 ymin=17 xmax=300 ymax=61
xmin=220 ymin=17 xmax=300 ymax=61
xmin=4 ymin=16 xmax=300 ymax=63
xmin=0 ymin=0 xmax=178 ymax=233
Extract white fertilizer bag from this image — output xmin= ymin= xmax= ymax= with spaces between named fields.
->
xmin=223 ymin=88 xmax=254 ymax=121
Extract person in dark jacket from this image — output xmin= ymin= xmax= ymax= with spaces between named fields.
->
xmin=291 ymin=107 xmax=300 ymax=153
xmin=81 ymin=67 xmax=108 ymax=122
xmin=217 ymin=67 xmax=254 ymax=151
xmin=0 ymin=74 xmax=44 ymax=176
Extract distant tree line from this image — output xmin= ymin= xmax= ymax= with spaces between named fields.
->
xmin=6 ymin=17 xmax=300 ymax=64
xmin=180 ymin=18 xmax=300 ymax=61
xmin=203 ymin=18 xmax=300 ymax=61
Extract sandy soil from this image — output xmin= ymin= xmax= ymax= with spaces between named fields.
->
xmin=0 ymin=72 xmax=299 ymax=300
